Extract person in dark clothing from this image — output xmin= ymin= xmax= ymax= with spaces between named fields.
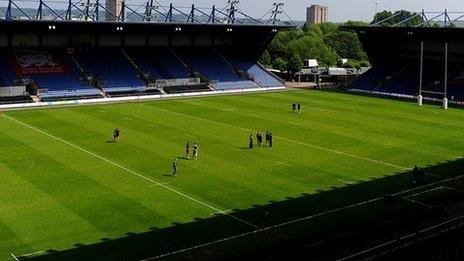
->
xmin=292 ymin=103 xmax=296 ymax=113
xmin=297 ymin=103 xmax=301 ymax=114
xmin=113 ymin=128 xmax=120 ymax=142
xmin=265 ymin=131 xmax=270 ymax=146
xmin=172 ymin=158 xmax=178 ymax=176
xmin=269 ymin=132 xmax=273 ymax=148
xmin=193 ymin=143 xmax=199 ymax=160
xmin=257 ymin=132 xmax=263 ymax=147
xmin=185 ymin=142 xmax=191 ymax=159
xmin=249 ymin=134 xmax=254 ymax=149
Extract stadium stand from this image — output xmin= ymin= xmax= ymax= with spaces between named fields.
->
xmin=176 ymin=48 xmax=257 ymax=90
xmin=227 ymin=56 xmax=284 ymax=88
xmin=27 ymin=50 xmax=102 ymax=100
xmin=0 ymin=51 xmax=18 ymax=87
xmin=0 ymin=47 xmax=286 ymax=102
xmin=75 ymin=49 xmax=146 ymax=94
xmin=347 ymin=26 xmax=464 ymax=103
xmin=128 ymin=49 xmax=173 ymax=80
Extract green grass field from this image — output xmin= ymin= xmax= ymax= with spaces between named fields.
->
xmin=1 ymin=89 xmax=464 ymax=260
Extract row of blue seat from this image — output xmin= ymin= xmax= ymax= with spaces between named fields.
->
xmin=0 ymin=48 xmax=285 ymax=100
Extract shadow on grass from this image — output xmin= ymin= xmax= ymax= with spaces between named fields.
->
xmin=24 ymin=159 xmax=464 ymax=261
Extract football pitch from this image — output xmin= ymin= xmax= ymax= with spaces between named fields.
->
xmin=1 ymin=89 xmax=464 ymax=260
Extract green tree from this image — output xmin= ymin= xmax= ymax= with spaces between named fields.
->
xmin=288 ymin=54 xmax=303 ymax=73
xmin=344 ymin=20 xmax=368 ymax=27
xmin=273 ymin=57 xmax=289 ymax=72
xmin=372 ymin=10 xmax=423 ymax=27
xmin=259 ymin=50 xmax=272 ymax=68
xmin=324 ymin=31 xmax=367 ymax=61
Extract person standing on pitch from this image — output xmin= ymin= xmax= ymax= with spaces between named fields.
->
xmin=292 ymin=102 xmax=296 ymax=113
xmin=297 ymin=103 xmax=301 ymax=114
xmin=172 ymin=158 xmax=178 ymax=176
xmin=257 ymin=132 xmax=263 ymax=147
xmin=113 ymin=128 xmax=120 ymax=142
xmin=185 ymin=142 xmax=191 ymax=159
xmin=265 ymin=131 xmax=270 ymax=147
xmin=249 ymin=134 xmax=254 ymax=149
xmin=193 ymin=143 xmax=199 ymax=160
xmin=269 ymin=132 xmax=273 ymax=148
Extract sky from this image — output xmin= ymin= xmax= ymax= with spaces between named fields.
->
xmin=5 ymin=0 xmax=464 ymax=22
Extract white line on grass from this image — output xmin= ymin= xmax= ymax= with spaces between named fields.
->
xmin=140 ymin=104 xmax=407 ymax=171
xmin=143 ymin=175 xmax=464 ymax=260
xmin=403 ymin=198 xmax=433 ymax=208
xmin=10 ymin=253 xmax=18 ymax=261
xmin=336 ymin=178 xmax=353 ymax=185
xmin=2 ymin=114 xmax=260 ymax=230
xmin=19 ymin=250 xmax=46 ymax=257
xmin=443 ymin=186 xmax=464 ymax=193
xmin=150 ymin=183 xmax=169 ymax=187
xmin=210 ymin=209 xmax=234 ymax=215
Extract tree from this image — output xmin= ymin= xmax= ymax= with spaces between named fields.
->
xmin=273 ymin=57 xmax=289 ymax=72
xmin=371 ymin=10 xmax=423 ymax=27
xmin=324 ymin=31 xmax=367 ymax=61
xmin=288 ymin=54 xmax=303 ymax=74
xmin=259 ymin=50 xmax=272 ymax=68
xmin=343 ymin=60 xmax=359 ymax=69
xmin=359 ymin=60 xmax=370 ymax=67
xmin=344 ymin=20 xmax=368 ymax=27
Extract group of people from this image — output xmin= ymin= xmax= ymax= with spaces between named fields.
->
xmin=292 ymin=102 xmax=302 ymax=114
xmin=185 ymin=142 xmax=199 ymax=160
xmin=249 ymin=131 xmax=273 ymax=149
xmin=172 ymin=142 xmax=199 ymax=176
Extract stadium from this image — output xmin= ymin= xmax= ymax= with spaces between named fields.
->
xmin=1 ymin=1 xmax=464 ymax=260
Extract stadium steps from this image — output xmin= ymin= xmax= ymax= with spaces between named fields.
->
xmin=214 ymin=49 xmax=255 ymax=82
xmin=169 ymin=48 xmax=195 ymax=77
xmin=30 ymin=95 xmax=41 ymax=103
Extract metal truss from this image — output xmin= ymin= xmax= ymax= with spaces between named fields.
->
xmin=371 ymin=9 xmax=464 ymax=28
xmin=0 ymin=0 xmax=292 ymax=26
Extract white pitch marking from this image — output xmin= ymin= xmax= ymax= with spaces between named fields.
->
xmin=142 ymin=104 xmax=407 ymax=171
xmin=19 ymin=250 xmax=46 ymax=257
xmin=3 ymin=114 xmax=260 ymax=230
xmin=124 ymin=117 xmax=133 ymax=121
xmin=403 ymin=198 xmax=433 ymax=208
xmin=210 ymin=209 xmax=233 ymax=215
xmin=185 ymin=134 xmax=196 ymax=139
xmin=150 ymin=182 xmax=169 ymax=187
xmin=99 ymin=110 xmax=107 ymax=113
xmin=443 ymin=186 xmax=464 ymax=194
xmin=273 ymin=161 xmax=290 ymax=166
xmin=336 ymin=178 xmax=353 ymax=185
xmin=10 ymin=253 xmax=18 ymax=261
xmin=149 ymin=124 xmax=159 ymax=128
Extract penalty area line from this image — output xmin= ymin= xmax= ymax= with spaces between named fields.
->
xmin=2 ymin=114 xmax=260 ymax=230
